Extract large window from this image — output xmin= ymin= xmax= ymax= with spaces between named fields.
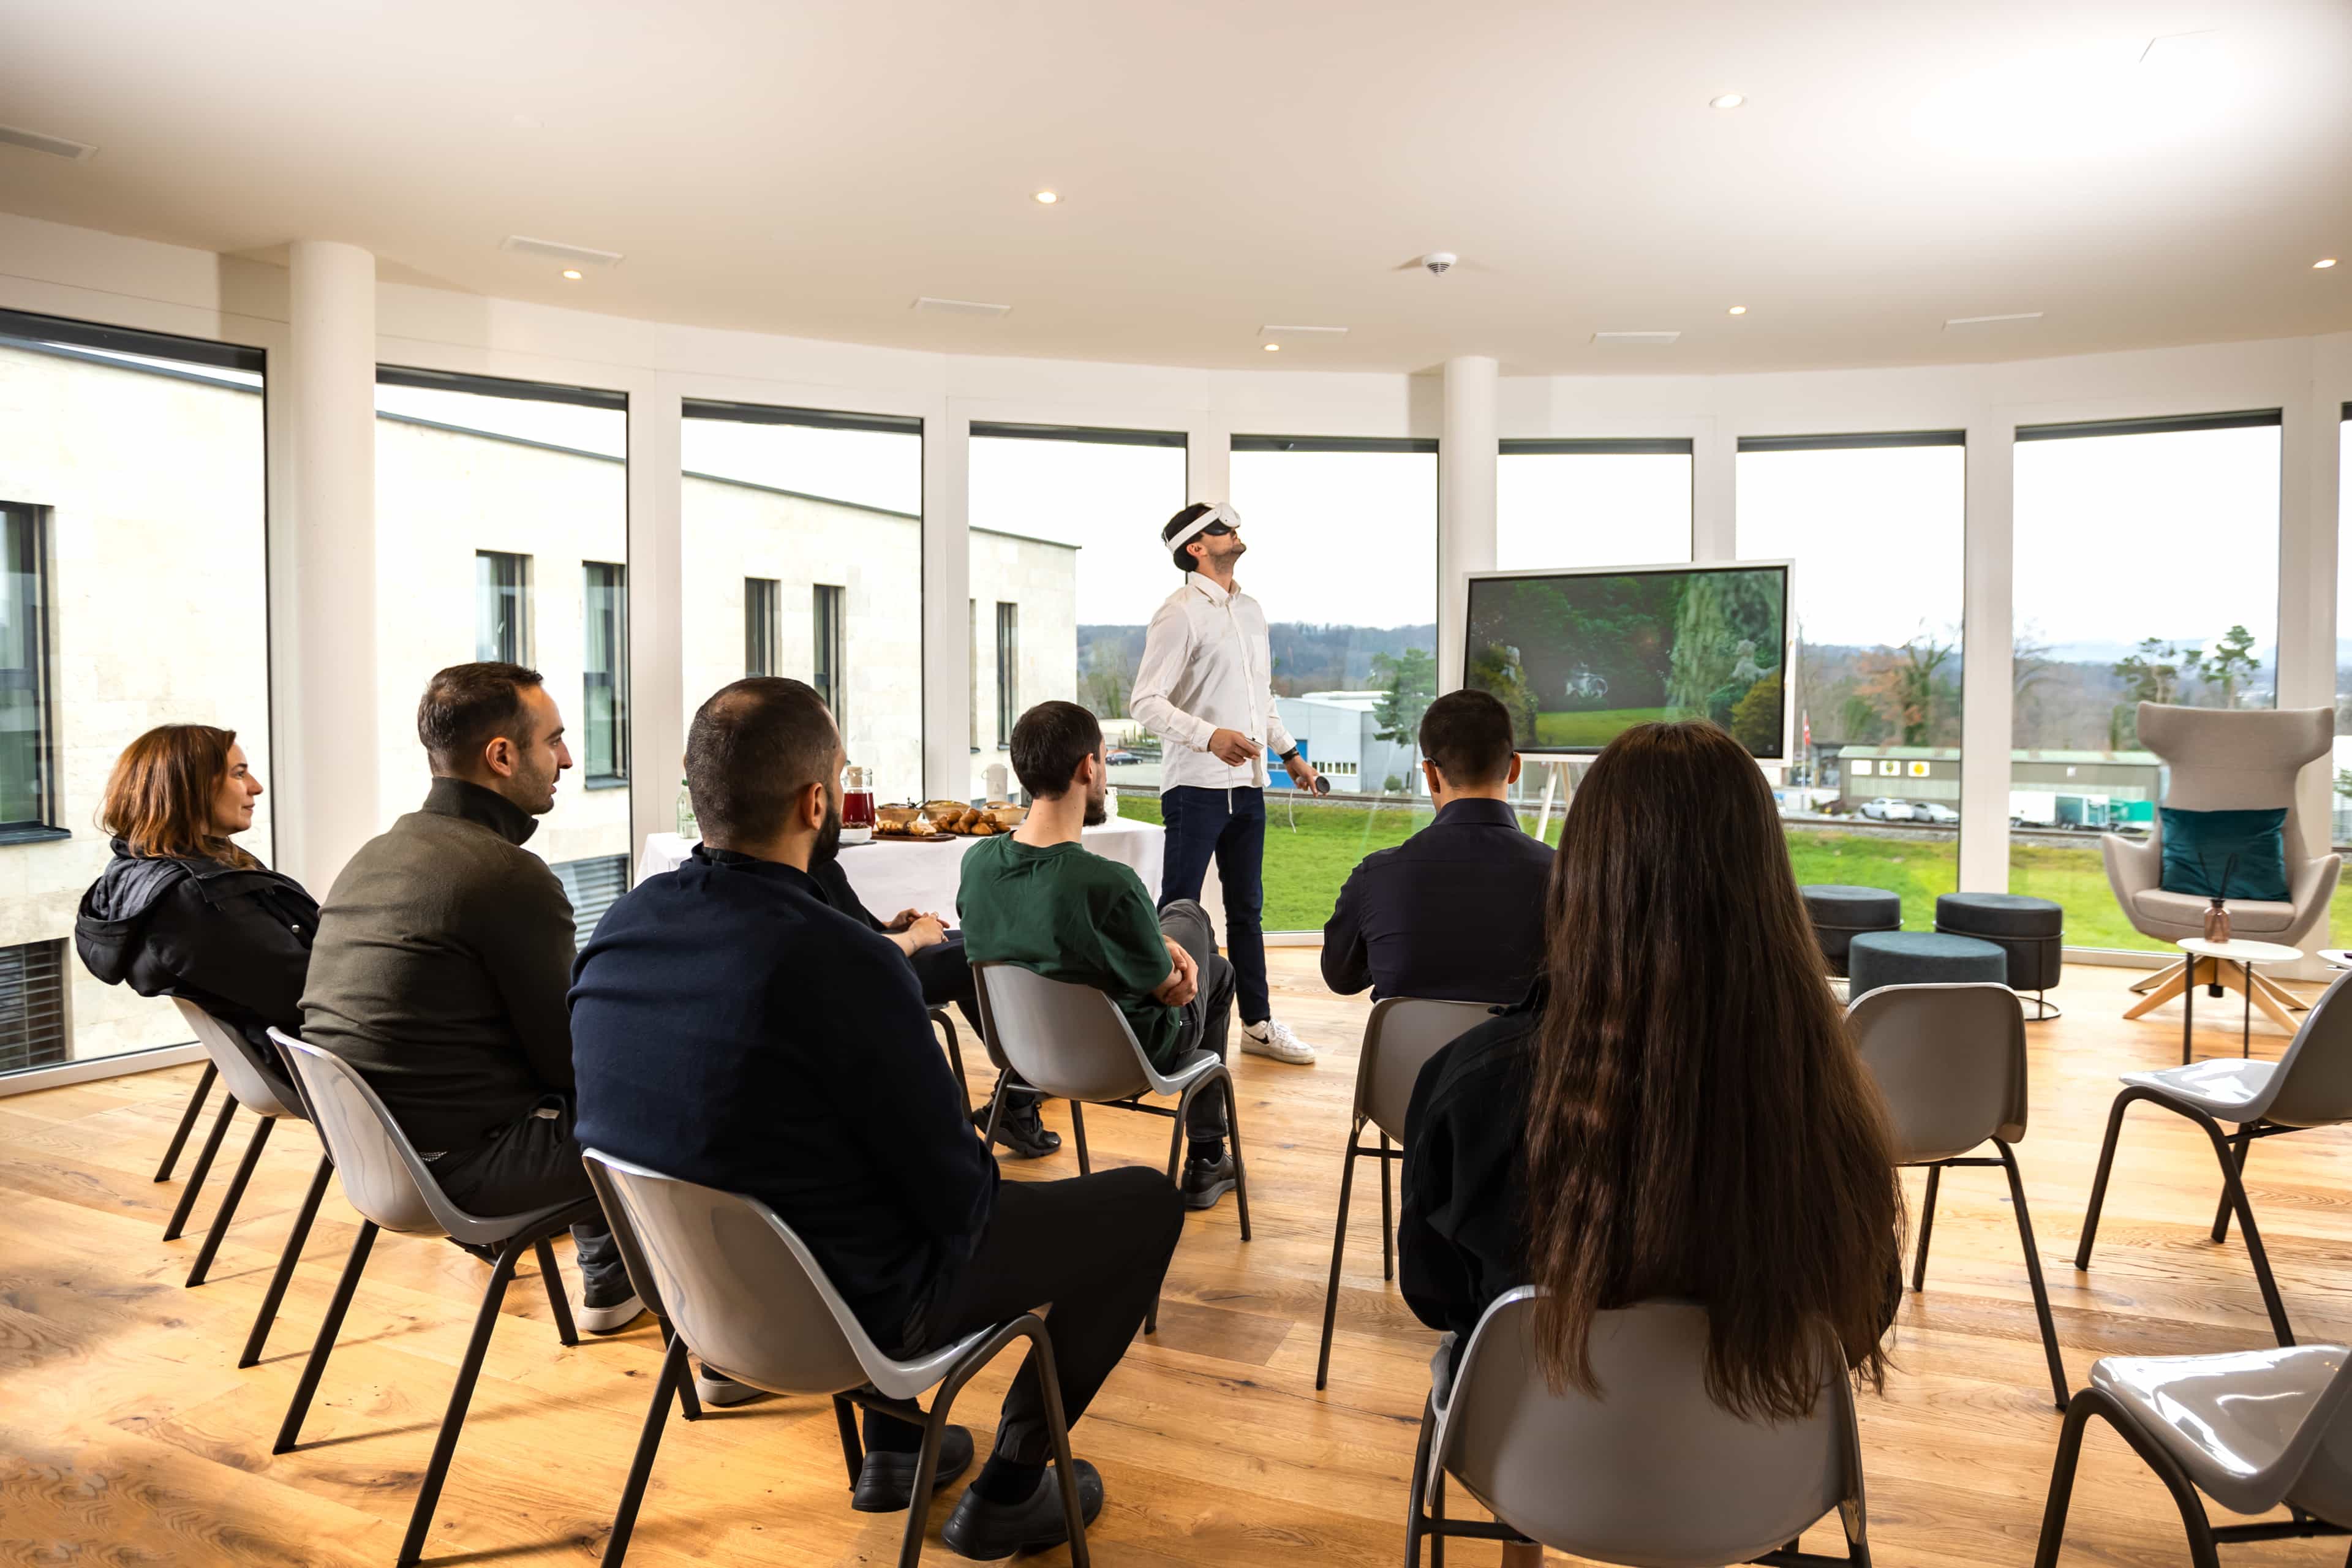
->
xmin=744 ymin=577 xmax=780 ymax=676
xmin=967 ymin=423 xmax=1187 ymax=800
xmin=0 ymin=307 xmax=272 ymax=1078
xmin=1738 ymin=434 xmax=1967 ymax=930
xmin=475 ymin=551 xmax=531 ymax=662
xmin=1497 ymin=439 xmax=1692 ymax=570
xmin=2010 ymin=412 xmax=2282 ymax=951
xmin=680 ymin=400 xmax=922 ymax=801
xmin=1159 ymin=435 xmax=1439 ymax=932
xmin=0 ymin=503 xmax=51 ymax=831
xmin=376 ymin=366 xmax=630 ymax=913
xmin=583 ymin=562 xmax=627 ymax=784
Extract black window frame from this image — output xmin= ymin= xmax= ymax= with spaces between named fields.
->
xmin=0 ymin=503 xmax=58 ymax=839
xmin=813 ymin=582 xmax=845 ymax=722
xmin=582 ymin=560 xmax=628 ymax=787
xmin=744 ymin=576 xmax=781 ymax=676
xmin=476 ymin=550 xmax=532 ymax=665
xmin=995 ymin=601 xmax=1019 ymax=748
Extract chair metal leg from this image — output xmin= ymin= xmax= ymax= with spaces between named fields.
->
xmin=931 ymin=1008 xmax=970 ymax=1115
xmin=979 ymin=1080 xmax=1008 ymax=1154
xmin=1317 ymin=1131 xmax=1363 ymax=1392
xmin=1223 ymin=1069 xmax=1251 ymax=1242
xmin=833 ymin=1394 xmax=864 ymax=1486
xmin=601 ymin=1333 xmax=689 ymax=1568
xmin=1380 ymin=1133 xmax=1395 ymax=1284
xmin=2212 ymin=1125 xmax=2253 ymax=1243
xmin=891 ymin=1313 xmax=1088 ymax=1568
xmin=2073 ymin=1088 xmax=2137 ymax=1270
xmin=533 ymin=1237 xmax=578 ymax=1346
xmin=187 ymin=1112 xmax=276 ymax=1287
xmin=2190 ymin=1111 xmax=2295 ymax=1346
xmin=1069 ymin=1101 xmax=1090 ymax=1175
xmin=1164 ymin=1091 xmax=1188 ymax=1186
xmin=1429 ymin=1460 xmax=1447 ymax=1568
xmin=239 ymin=1152 xmax=332 ymax=1368
xmin=1403 ymin=1393 xmax=1435 ymax=1568
xmin=154 ymin=1060 xmax=218 ymax=1182
xmin=2035 ymin=1386 xmax=2222 ymax=1568
xmin=661 ymin=1321 xmax=703 ymax=1422
xmin=1911 ymin=1163 xmax=1940 ymax=1292
xmin=276 ymin=1218 xmax=378 ymax=1453
xmin=398 ymin=1240 xmax=526 ymax=1566
xmin=162 ymin=1093 xmax=239 ymax=1242
xmin=1996 ymin=1140 xmax=2071 ymax=1409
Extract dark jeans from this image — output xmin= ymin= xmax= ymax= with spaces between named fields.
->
xmin=1158 ymin=899 xmax=1237 ymax=1142
xmin=428 ymin=1099 xmax=626 ymax=1296
xmin=1159 ymin=785 xmax=1268 ymax=1025
xmin=868 ymin=1167 xmax=1185 ymax=1462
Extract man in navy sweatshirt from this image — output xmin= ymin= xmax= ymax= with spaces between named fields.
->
xmin=570 ymin=676 xmax=1181 ymax=1561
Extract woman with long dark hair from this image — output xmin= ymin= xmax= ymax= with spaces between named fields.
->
xmin=1399 ymin=718 xmax=1901 ymax=1420
xmin=75 ymin=725 xmax=318 ymax=1056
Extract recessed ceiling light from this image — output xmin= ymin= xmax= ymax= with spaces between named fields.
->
xmin=1033 ymin=190 xmax=1058 ymax=204
xmin=1263 ymin=343 xmax=1281 ymax=352
xmin=1727 ymin=305 xmax=1747 ymax=315
xmin=561 ymin=269 xmax=582 ymax=280
xmin=2318 ymin=258 xmax=2340 ymax=270
xmin=1709 ymin=92 xmax=1746 ymax=110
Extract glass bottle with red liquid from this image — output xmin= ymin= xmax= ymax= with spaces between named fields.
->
xmin=840 ymin=765 xmax=877 ymax=845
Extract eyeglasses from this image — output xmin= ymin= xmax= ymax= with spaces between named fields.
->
xmin=1198 ymin=521 xmax=1238 ymax=537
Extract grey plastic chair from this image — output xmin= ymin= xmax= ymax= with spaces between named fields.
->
xmin=1316 ymin=996 xmax=1491 ymax=1392
xmin=270 ymin=1028 xmax=597 ymax=1568
xmin=584 ymin=1149 xmax=1090 ymax=1568
xmin=1406 ymin=1289 xmax=1871 ymax=1566
xmin=2076 ymin=967 xmax=2352 ymax=1349
xmin=166 ymin=1000 xmax=335 ymax=1367
xmin=2034 ymin=1343 xmax=2352 ymax=1566
xmin=971 ymin=960 xmax=1250 ymax=1331
xmin=1847 ymin=983 xmax=2069 ymax=1408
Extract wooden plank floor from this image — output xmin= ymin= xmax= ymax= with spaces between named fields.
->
xmin=6 ymin=954 xmax=2352 ymax=1566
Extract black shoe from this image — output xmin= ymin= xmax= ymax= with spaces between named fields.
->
xmin=1181 ymin=1150 xmax=1236 ymax=1210
xmin=851 ymin=1425 xmax=974 ymax=1513
xmin=940 ymin=1460 xmax=1104 ymax=1561
xmin=448 ymin=1238 xmax=499 ymax=1265
xmin=980 ymin=1100 xmax=1062 ymax=1159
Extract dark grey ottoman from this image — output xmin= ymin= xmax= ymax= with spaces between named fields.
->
xmin=1847 ymin=931 xmax=2007 ymax=1001
xmin=1936 ymin=892 xmax=2064 ymax=1019
xmin=1801 ymin=884 xmax=1902 ymax=978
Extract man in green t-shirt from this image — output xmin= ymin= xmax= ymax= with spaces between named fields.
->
xmin=960 ymin=700 xmax=1240 ymax=1210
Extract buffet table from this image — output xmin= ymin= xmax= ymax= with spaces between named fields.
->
xmin=637 ymin=815 xmax=1177 ymax=921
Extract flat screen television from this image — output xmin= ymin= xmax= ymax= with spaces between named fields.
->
xmin=1462 ymin=561 xmax=1793 ymax=758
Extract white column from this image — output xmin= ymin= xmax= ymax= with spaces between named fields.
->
xmin=1957 ymin=417 xmax=2015 ymax=892
xmin=923 ymin=405 xmax=971 ymax=800
xmin=276 ymin=240 xmax=378 ymax=890
xmin=1188 ymin=410 xmax=1231 ymax=505
xmin=628 ymin=385 xmax=684 ymax=866
xmin=1439 ymin=356 xmax=1498 ymax=695
xmin=1691 ymin=421 xmax=1736 ymax=562
xmin=2278 ymin=382 xmax=2340 ymax=880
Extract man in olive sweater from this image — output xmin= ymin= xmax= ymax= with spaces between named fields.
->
xmin=301 ymin=662 xmax=637 ymax=1330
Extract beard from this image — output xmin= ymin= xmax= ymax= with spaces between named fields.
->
xmin=812 ymin=796 xmax=843 ymax=864
xmin=1083 ymin=786 xmax=1108 ymax=827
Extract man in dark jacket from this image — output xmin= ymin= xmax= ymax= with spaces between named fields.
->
xmin=1322 ymin=688 xmax=1554 ymax=1005
xmin=77 ymin=848 xmax=318 ymax=1058
xmin=571 ymin=678 xmax=1181 ymax=1561
xmin=301 ymin=662 xmax=637 ymax=1330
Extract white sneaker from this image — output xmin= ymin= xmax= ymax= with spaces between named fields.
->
xmin=1242 ymin=1018 xmax=1315 ymax=1064
xmin=578 ymin=1286 xmax=646 ymax=1336
xmin=695 ymin=1366 xmax=771 ymax=1408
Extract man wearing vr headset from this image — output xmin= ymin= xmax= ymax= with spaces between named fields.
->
xmin=1129 ymin=502 xmax=1322 ymax=1066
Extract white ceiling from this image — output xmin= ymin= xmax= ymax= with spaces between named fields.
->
xmin=2 ymin=0 xmax=2348 ymax=375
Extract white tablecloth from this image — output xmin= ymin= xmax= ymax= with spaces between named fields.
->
xmin=636 ymin=816 xmax=1171 ymax=922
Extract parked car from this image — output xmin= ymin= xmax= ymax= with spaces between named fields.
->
xmin=1856 ymin=797 xmax=1915 ymax=822
xmin=1104 ymin=748 xmax=1141 ymax=765
xmin=1911 ymin=802 xmax=1960 ymax=826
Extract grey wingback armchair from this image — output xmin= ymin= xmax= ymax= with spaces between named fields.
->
xmin=2106 ymin=702 xmax=2339 ymax=1027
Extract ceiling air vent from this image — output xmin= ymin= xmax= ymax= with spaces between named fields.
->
xmin=501 ymin=235 xmax=624 ymax=269
xmin=913 ymin=297 xmax=1012 ymax=318
xmin=1259 ymin=325 xmax=1349 ymax=341
xmin=0 ymin=124 xmax=97 ymax=161
xmin=1944 ymin=312 xmax=2043 ymax=329
xmin=1592 ymin=331 xmax=1681 ymax=346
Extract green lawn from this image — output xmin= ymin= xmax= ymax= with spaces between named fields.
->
xmin=1533 ymin=707 xmax=1673 ymax=747
xmin=1117 ymin=794 xmax=2352 ymax=948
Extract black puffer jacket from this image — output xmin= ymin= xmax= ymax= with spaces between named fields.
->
xmin=75 ymin=841 xmax=320 ymax=1056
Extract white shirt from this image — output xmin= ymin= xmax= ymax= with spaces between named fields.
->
xmin=1132 ymin=571 xmax=1297 ymax=792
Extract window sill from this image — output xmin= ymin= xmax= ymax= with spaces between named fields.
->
xmin=584 ymin=776 xmax=630 ymax=792
xmin=0 ymin=824 xmax=70 ymax=846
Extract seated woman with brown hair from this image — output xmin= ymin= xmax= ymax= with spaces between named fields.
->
xmin=1400 ymin=718 xmax=1902 ymax=1423
xmin=75 ymin=725 xmax=318 ymax=1056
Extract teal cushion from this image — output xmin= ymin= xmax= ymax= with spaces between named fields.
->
xmin=2159 ymin=807 xmax=2290 ymax=902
